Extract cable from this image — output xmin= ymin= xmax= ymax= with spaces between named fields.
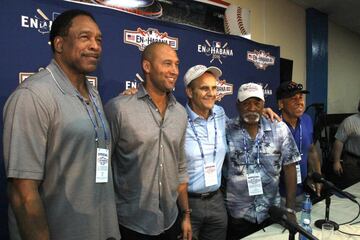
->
xmin=339 ymin=202 xmax=360 ymax=226
xmin=337 ymin=229 xmax=360 ymax=237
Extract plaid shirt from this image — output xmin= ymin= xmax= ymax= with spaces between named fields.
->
xmin=224 ymin=116 xmax=300 ymax=223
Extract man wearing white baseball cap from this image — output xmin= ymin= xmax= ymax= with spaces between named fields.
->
xmin=224 ymin=83 xmax=300 ymax=239
xmin=183 ymin=65 xmax=228 ymax=240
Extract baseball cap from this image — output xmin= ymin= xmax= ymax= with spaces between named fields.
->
xmin=183 ymin=65 xmax=222 ymax=86
xmin=276 ymin=81 xmax=309 ymax=100
xmin=237 ymin=83 xmax=265 ymax=102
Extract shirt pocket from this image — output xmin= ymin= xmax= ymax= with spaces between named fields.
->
xmin=259 ymin=153 xmax=281 ymax=185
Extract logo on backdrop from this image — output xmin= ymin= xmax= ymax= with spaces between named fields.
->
xmin=19 ymin=70 xmax=98 ymax=88
xmin=247 ymin=50 xmax=275 ymax=70
xmin=197 ymin=40 xmax=234 ymax=64
xmin=21 ymin=8 xmax=60 ymax=34
xmin=216 ymin=80 xmax=233 ymax=101
xmin=124 ymin=73 xmax=144 ymax=90
xmin=257 ymin=82 xmax=273 ymax=98
xmin=124 ymin=28 xmax=178 ymax=51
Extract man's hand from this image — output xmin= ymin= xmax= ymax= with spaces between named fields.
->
xmin=286 ymin=211 xmax=297 ymax=224
xmin=181 ymin=214 xmax=192 ymax=240
xmin=262 ymin=107 xmax=281 ymax=122
xmin=306 ymin=176 xmax=322 ymax=197
xmin=121 ymin=87 xmax=138 ymax=95
xmin=315 ymin=183 xmax=322 ymax=197
xmin=333 ymin=161 xmax=343 ymax=175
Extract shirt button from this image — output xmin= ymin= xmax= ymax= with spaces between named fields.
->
xmin=160 ymin=164 xmax=163 ymax=168
xmin=159 ymin=182 xmax=162 ymax=186
xmin=156 ymin=108 xmax=159 ymax=112
xmin=160 ymin=145 xmax=163 ymax=149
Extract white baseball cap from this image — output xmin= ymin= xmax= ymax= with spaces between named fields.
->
xmin=237 ymin=83 xmax=265 ymax=102
xmin=183 ymin=65 xmax=222 ymax=86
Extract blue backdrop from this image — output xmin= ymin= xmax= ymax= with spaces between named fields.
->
xmin=0 ymin=0 xmax=280 ymax=238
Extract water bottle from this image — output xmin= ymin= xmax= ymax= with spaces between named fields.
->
xmin=299 ymin=218 xmax=312 ymax=240
xmin=300 ymin=193 xmax=312 ymax=224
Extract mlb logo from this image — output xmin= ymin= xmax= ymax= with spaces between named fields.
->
xmin=213 ymin=41 xmax=221 ymax=48
xmin=169 ymin=40 xmax=176 ymax=47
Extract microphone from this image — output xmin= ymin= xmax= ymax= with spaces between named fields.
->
xmin=268 ymin=206 xmax=319 ymax=240
xmin=310 ymin=172 xmax=357 ymax=203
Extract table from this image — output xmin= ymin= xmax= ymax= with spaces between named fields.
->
xmin=243 ymin=183 xmax=360 ymax=240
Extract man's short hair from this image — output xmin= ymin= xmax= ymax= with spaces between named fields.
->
xmin=141 ymin=42 xmax=170 ymax=63
xmin=49 ymin=9 xmax=96 ymax=52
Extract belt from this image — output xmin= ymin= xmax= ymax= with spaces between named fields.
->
xmin=188 ymin=190 xmax=218 ymax=199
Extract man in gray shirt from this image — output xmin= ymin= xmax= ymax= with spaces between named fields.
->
xmin=332 ymin=99 xmax=360 ymax=187
xmin=3 ymin=10 xmax=120 ymax=240
xmin=105 ymin=42 xmax=192 ymax=240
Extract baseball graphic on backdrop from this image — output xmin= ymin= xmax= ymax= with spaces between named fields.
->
xmin=224 ymin=4 xmax=251 ymax=39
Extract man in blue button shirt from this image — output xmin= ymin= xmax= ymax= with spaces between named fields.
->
xmin=276 ymin=81 xmax=322 ymax=210
xmin=183 ymin=65 xmax=228 ymax=240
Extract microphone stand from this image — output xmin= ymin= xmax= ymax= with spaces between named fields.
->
xmin=314 ymin=187 xmax=339 ymax=230
xmin=288 ymin=228 xmax=295 ymax=240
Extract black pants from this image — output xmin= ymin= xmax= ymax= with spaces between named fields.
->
xmin=227 ymin=216 xmax=272 ymax=240
xmin=119 ymin=216 xmax=181 ymax=240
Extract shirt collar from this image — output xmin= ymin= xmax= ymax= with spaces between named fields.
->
xmin=137 ymin=83 xmax=177 ymax=106
xmin=283 ymin=115 xmax=301 ymax=130
xmin=185 ymin=103 xmax=215 ymax=121
xmin=47 ymin=59 xmax=98 ymax=97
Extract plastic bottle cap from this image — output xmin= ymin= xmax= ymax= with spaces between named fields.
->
xmin=303 ymin=218 xmax=310 ymax=225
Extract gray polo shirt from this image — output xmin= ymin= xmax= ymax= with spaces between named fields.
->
xmin=105 ymin=84 xmax=188 ymax=235
xmin=3 ymin=60 xmax=120 ymax=240
xmin=335 ymin=113 xmax=360 ymax=156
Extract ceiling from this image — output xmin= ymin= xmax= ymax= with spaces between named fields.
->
xmin=290 ymin=0 xmax=360 ymax=35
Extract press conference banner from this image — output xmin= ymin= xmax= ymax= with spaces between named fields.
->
xmin=0 ymin=0 xmax=279 ymax=238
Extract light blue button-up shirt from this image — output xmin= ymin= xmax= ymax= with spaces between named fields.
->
xmin=185 ymin=104 xmax=227 ymax=193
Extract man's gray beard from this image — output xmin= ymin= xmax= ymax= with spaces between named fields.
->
xmin=242 ymin=112 xmax=260 ymax=123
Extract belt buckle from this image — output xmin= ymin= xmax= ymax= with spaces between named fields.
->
xmin=200 ymin=192 xmax=211 ymax=199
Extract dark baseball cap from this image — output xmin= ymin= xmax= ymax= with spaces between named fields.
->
xmin=276 ymin=81 xmax=309 ymax=100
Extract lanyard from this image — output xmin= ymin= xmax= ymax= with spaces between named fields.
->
xmin=242 ymin=129 xmax=261 ymax=166
xmin=299 ymin=124 xmax=303 ymax=156
xmin=188 ymin=113 xmax=217 ymax=161
xmin=77 ymin=92 xmax=109 ymax=145
xmin=47 ymin=67 xmax=109 ymax=146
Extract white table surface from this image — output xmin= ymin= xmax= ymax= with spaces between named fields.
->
xmin=243 ymin=183 xmax=360 ymax=240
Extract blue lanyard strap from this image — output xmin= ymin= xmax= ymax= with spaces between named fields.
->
xmin=242 ymin=129 xmax=261 ymax=166
xmin=46 ymin=67 xmax=109 ymax=145
xmin=188 ymin=113 xmax=217 ymax=161
xmin=299 ymin=124 xmax=303 ymax=156
xmin=77 ymin=92 xmax=109 ymax=146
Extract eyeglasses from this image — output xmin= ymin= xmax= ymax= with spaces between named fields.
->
xmin=287 ymin=82 xmax=303 ymax=91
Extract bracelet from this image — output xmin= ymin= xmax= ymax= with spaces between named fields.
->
xmin=284 ymin=207 xmax=296 ymax=215
xmin=182 ymin=209 xmax=192 ymax=215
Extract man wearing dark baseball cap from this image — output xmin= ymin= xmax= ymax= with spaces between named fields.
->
xmin=276 ymin=81 xmax=309 ymax=99
xmin=277 ymin=81 xmax=322 ymax=210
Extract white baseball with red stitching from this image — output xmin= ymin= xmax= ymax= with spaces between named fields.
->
xmin=224 ymin=5 xmax=250 ymax=37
